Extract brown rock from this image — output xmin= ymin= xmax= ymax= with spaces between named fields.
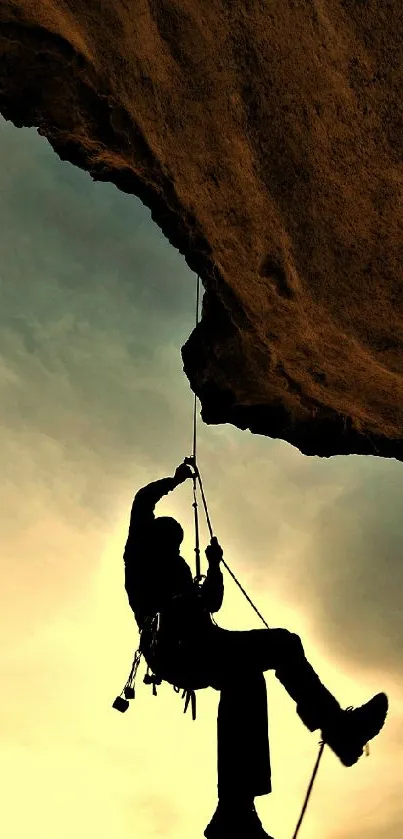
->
xmin=1 ymin=1 xmax=403 ymax=458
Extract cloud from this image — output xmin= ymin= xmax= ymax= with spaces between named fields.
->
xmin=299 ymin=458 xmax=403 ymax=675
xmin=0 ymin=115 xmax=200 ymax=647
xmin=0 ymin=116 xmax=198 ymax=499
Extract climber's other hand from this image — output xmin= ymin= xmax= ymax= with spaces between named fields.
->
xmin=205 ymin=536 xmax=223 ymax=566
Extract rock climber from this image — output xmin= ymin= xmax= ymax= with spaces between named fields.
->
xmin=123 ymin=462 xmax=388 ymax=839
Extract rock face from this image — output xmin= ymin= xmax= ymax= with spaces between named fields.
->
xmin=1 ymin=1 xmax=403 ymax=459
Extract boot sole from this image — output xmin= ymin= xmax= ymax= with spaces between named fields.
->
xmin=204 ymin=811 xmax=274 ymax=839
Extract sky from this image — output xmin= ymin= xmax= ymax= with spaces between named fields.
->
xmin=0 ymin=113 xmax=402 ymax=839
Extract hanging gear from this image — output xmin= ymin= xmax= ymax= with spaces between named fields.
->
xmin=112 ymin=647 xmax=142 ymax=713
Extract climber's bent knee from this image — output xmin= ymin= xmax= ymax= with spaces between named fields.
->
xmin=242 ymin=628 xmax=305 ymax=672
xmin=285 ymin=630 xmax=304 ymax=657
xmin=269 ymin=628 xmax=304 ymax=656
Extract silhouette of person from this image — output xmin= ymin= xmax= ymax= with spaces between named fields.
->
xmin=124 ymin=463 xmax=388 ymax=839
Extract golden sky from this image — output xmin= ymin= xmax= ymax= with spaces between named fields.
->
xmin=0 ymin=115 xmax=402 ymax=839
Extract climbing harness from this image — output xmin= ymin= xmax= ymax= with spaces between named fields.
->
xmin=112 ymin=273 xmax=360 ymax=839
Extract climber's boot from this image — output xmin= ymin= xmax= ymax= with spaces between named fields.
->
xmin=204 ymin=800 xmax=274 ymax=839
xmin=321 ymin=692 xmax=388 ymax=767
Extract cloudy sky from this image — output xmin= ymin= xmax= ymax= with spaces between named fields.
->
xmin=1 ymin=113 xmax=402 ymax=839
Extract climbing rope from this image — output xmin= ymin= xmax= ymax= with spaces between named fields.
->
xmin=185 ymin=274 xmax=270 ymax=626
xmin=291 ymin=740 xmax=325 ymax=839
xmin=190 ymin=273 xmax=202 ymax=583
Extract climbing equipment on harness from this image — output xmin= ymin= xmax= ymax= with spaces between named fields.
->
xmin=112 ymin=648 xmax=142 ymax=713
xmin=112 ymin=607 xmax=200 ymax=719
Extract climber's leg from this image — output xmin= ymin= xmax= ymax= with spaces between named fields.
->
xmin=209 ymin=626 xmax=341 ymax=733
xmin=261 ymin=628 xmax=342 ymax=731
xmin=208 ymin=626 xmax=388 ymax=768
xmin=217 ymin=669 xmax=271 ymax=802
xmin=203 ymin=670 xmax=272 ymax=839
xmin=143 ymin=620 xmax=340 ymax=732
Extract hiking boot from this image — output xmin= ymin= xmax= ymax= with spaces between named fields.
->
xmin=321 ymin=692 xmax=388 ymax=767
xmin=204 ymin=801 xmax=274 ymax=839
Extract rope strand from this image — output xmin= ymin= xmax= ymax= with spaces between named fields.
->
xmin=192 ymin=272 xmax=200 ymax=464
xmin=291 ymin=741 xmax=325 ymax=839
xmin=191 ymin=275 xmax=201 ymax=580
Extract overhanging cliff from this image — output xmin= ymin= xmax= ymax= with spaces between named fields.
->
xmin=1 ymin=0 xmax=403 ymax=458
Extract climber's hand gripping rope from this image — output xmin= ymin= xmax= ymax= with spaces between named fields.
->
xmin=205 ymin=536 xmax=223 ymax=568
xmin=173 ymin=461 xmax=194 ymax=484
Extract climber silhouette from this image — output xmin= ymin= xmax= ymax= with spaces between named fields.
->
xmin=124 ymin=463 xmax=388 ymax=839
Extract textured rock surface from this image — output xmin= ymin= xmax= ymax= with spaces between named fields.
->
xmin=1 ymin=1 xmax=403 ymax=459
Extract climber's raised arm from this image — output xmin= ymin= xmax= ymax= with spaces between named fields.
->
xmin=124 ymin=462 xmax=193 ymax=550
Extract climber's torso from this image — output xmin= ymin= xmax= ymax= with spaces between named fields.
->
xmin=125 ymin=550 xmax=214 ymax=637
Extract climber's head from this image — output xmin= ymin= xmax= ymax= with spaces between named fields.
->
xmin=151 ymin=516 xmax=184 ymax=555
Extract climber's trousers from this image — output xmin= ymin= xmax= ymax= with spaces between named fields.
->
xmin=206 ymin=627 xmax=341 ymax=800
xmin=217 ymin=668 xmax=271 ymax=798
xmin=141 ymin=623 xmax=341 ymax=800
